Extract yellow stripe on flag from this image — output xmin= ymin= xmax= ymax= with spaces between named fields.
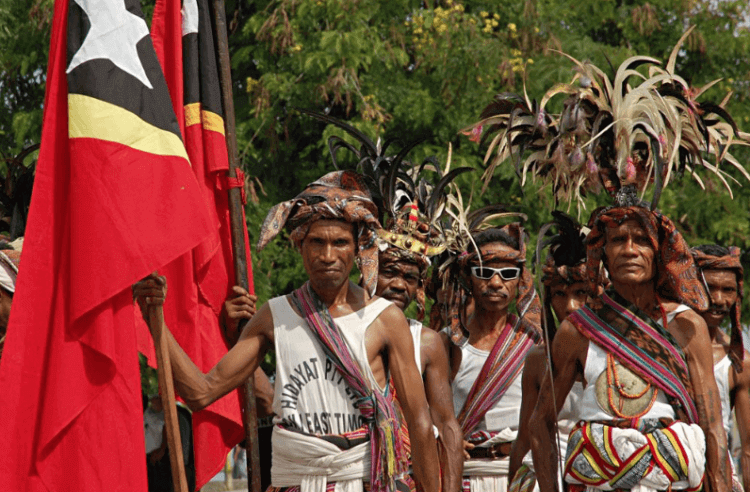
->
xmin=68 ymin=94 xmax=189 ymax=161
xmin=184 ymin=102 xmax=225 ymax=135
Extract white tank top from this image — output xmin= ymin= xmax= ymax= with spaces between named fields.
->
xmin=714 ymin=354 xmax=732 ymax=439
xmin=451 ymin=340 xmax=523 ymax=432
xmin=270 ymin=295 xmax=392 ymax=435
xmin=578 ymin=304 xmax=691 ymax=421
xmin=557 ymin=381 xmax=583 ymax=435
xmin=408 ymin=319 xmax=423 ymax=373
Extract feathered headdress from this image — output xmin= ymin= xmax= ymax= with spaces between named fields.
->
xmin=464 ymin=27 xmax=750 ymax=211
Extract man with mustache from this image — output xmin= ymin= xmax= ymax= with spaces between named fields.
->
xmin=692 ymin=244 xmax=750 ymax=492
xmin=374 ymin=202 xmax=463 ymax=492
xmin=134 ymin=171 xmax=440 ymax=492
xmin=443 ymin=223 xmax=542 ymax=492
xmin=529 ymin=193 xmax=731 ymax=492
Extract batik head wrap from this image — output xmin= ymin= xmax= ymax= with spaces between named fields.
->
xmin=691 ymin=246 xmax=744 ymax=371
xmin=585 ymin=205 xmax=709 ymax=313
xmin=448 ymin=222 xmax=542 ymax=345
xmin=257 ymin=170 xmax=382 ymax=294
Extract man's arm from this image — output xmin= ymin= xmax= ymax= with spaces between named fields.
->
xmin=508 ymin=346 xmax=546 ymax=483
xmin=222 ymin=286 xmax=274 ymax=417
xmin=675 ymin=311 xmax=731 ymax=492
xmin=732 ymin=356 xmax=750 ymax=492
xmin=134 ymin=276 xmax=273 ymax=411
xmin=379 ymin=306 xmax=440 ymax=492
xmin=529 ymin=320 xmax=587 ymax=492
xmin=254 ymin=367 xmax=276 ymax=418
xmin=421 ymin=328 xmax=463 ymax=492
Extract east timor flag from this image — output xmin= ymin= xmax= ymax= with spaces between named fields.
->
xmin=147 ymin=0 xmax=255 ymax=487
xmin=0 ymin=0 xmax=213 ymax=490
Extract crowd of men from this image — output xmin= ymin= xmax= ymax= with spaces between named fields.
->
xmin=132 ymin=151 xmax=749 ymax=492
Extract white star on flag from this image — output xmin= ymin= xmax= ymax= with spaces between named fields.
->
xmin=66 ymin=0 xmax=153 ymax=89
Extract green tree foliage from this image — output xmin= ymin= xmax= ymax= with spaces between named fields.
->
xmin=0 ymin=0 xmax=52 ymax=162
xmin=1 ymin=0 xmax=749 ymax=318
xmin=232 ymin=0 xmax=750 ymax=318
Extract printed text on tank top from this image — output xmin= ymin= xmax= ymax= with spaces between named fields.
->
xmin=270 ymin=295 xmax=392 ymax=435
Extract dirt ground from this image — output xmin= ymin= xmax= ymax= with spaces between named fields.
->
xmin=201 ymin=479 xmax=248 ymax=492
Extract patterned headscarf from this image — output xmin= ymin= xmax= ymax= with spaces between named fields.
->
xmin=691 ymin=246 xmax=744 ymax=371
xmin=449 ymin=223 xmax=542 ymax=345
xmin=257 ymin=171 xmax=382 ymax=294
xmin=585 ymin=206 xmax=709 ymax=313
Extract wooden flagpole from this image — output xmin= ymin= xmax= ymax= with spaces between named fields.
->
xmin=210 ymin=1 xmax=262 ymax=491
xmin=149 ymin=305 xmax=189 ymax=492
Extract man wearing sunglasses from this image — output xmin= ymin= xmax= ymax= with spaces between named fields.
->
xmin=529 ymin=192 xmax=730 ymax=492
xmin=443 ymin=223 xmax=542 ymax=492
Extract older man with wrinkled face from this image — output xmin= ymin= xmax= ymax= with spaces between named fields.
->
xmin=529 ymin=205 xmax=731 ymax=492
xmin=134 ymin=171 xmax=440 ymax=492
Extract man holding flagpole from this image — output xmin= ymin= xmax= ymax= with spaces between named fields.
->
xmin=0 ymin=0 xmax=215 ymax=489
xmin=135 ymin=170 xmax=441 ymax=492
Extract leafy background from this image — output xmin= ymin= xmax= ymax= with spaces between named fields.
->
xmin=2 ymin=0 xmax=749 ymax=327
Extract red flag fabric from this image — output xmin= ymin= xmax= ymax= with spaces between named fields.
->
xmin=148 ymin=0 xmax=255 ymax=487
xmin=0 ymin=0 xmax=214 ymax=489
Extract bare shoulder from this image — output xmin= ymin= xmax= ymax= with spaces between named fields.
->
xmin=525 ymin=345 xmax=547 ymax=366
xmin=420 ymin=327 xmax=446 ymax=364
xmin=671 ymin=308 xmax=711 ymax=351
xmin=522 ymin=345 xmax=548 ymax=385
xmin=553 ymin=319 xmax=588 ymax=352
xmin=368 ymin=300 xmax=410 ymax=344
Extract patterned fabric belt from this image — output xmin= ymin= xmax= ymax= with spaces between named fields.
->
xmin=279 ymin=424 xmax=369 ymax=450
xmin=265 ymin=480 xmax=413 ymax=492
xmin=587 ymin=418 xmax=674 ymax=432
xmin=468 ymin=441 xmax=513 ymax=459
xmin=266 ymin=482 xmax=372 ymax=492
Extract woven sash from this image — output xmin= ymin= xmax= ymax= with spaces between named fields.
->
xmin=568 ymin=292 xmax=697 ymax=423
xmin=290 ymin=282 xmax=407 ymax=492
xmin=457 ymin=315 xmax=540 ymax=437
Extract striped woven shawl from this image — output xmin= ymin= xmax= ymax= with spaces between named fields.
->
xmin=290 ymin=282 xmax=407 ymax=492
xmin=568 ymin=291 xmax=698 ymax=423
xmin=457 ymin=315 xmax=541 ymax=437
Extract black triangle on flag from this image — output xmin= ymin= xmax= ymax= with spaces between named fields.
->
xmin=67 ymin=0 xmax=183 ymax=150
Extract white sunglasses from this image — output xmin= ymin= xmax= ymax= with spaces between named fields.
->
xmin=470 ymin=266 xmax=521 ymax=281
